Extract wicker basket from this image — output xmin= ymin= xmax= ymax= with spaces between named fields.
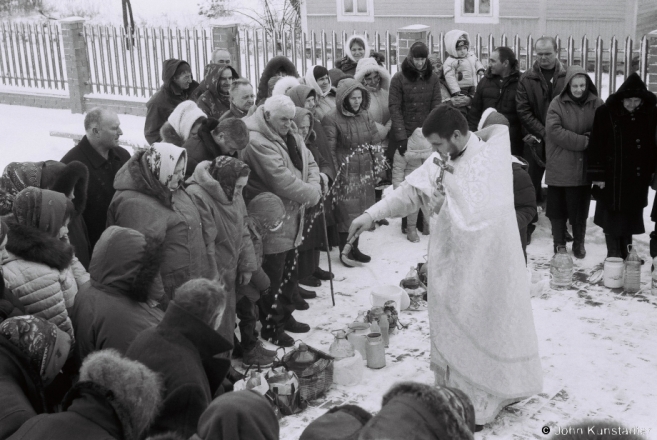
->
xmin=281 ymin=345 xmax=334 ymax=402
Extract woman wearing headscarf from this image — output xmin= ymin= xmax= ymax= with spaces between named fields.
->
xmin=160 ymin=101 xmax=208 ymax=147
xmin=0 ymin=316 xmax=72 ymax=439
xmin=107 ymin=143 xmax=215 ymax=301
xmin=335 ymin=35 xmax=378 ymax=77
xmin=545 ymin=66 xmax=603 ymax=258
xmin=255 ymin=55 xmax=298 ymax=105
xmin=588 ymin=73 xmax=657 ymax=259
xmin=322 ymin=78 xmax=382 ymax=265
xmin=2 ymin=188 xmax=90 ymax=339
xmin=194 ymin=64 xmax=240 ymax=119
xmin=305 ymin=65 xmax=334 ymax=121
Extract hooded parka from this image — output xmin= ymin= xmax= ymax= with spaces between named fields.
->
xmin=442 ymin=30 xmax=485 ymax=95
xmin=354 ymin=57 xmax=392 ymax=142
xmin=107 ymin=151 xmax=215 ymax=300
xmin=194 ymin=64 xmax=240 ymax=119
xmin=241 ymin=106 xmax=322 ymax=254
xmin=255 ymin=56 xmax=298 ymax=105
xmin=304 ymin=65 xmax=335 ymax=121
xmin=322 ymin=79 xmax=381 ymax=232
xmin=145 ymin=59 xmax=200 ymax=144
xmin=70 ymin=226 xmax=164 ymax=362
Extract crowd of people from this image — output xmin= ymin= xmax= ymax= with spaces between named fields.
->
xmin=0 ymin=31 xmax=655 ymax=438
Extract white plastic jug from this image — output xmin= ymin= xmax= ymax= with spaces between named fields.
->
xmin=370 ymin=285 xmax=405 ymax=311
xmin=603 ymin=257 xmax=624 ymax=288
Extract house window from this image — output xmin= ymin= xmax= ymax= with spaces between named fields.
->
xmin=455 ymin=0 xmax=498 ymax=24
xmin=337 ymin=0 xmax=374 ymax=22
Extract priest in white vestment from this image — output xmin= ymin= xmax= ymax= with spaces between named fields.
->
xmin=348 ymin=105 xmax=543 ymax=426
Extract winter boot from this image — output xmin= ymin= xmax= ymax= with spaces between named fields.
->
xmin=422 ymin=215 xmax=430 ymax=235
xmin=261 ymin=327 xmax=295 ymax=348
xmin=572 ymin=223 xmax=587 ymax=259
xmin=351 ymin=239 xmax=371 ymax=263
xmin=242 ymin=343 xmax=276 ymax=368
xmin=407 ymin=226 xmax=420 ymax=243
xmin=550 ymin=218 xmax=567 ymax=254
xmin=605 ymin=234 xmax=621 ymax=258
xmin=401 ymin=217 xmax=407 ymax=234
xmin=313 ymin=267 xmax=334 ymax=280
xmin=650 ymin=231 xmax=657 ymax=259
xmin=298 ymin=286 xmax=317 ymax=299
xmin=299 ymin=276 xmax=321 ymax=287
xmin=284 ymin=315 xmax=311 ymax=333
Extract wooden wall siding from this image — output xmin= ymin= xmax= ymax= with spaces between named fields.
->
xmin=545 ymin=0 xmax=626 ymax=20
xmin=636 ymin=0 xmax=657 ymax=40
xmin=307 ymin=0 xmax=336 ymax=15
xmin=499 ymin=0 xmax=540 ymax=17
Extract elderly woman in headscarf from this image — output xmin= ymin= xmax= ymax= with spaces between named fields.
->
xmin=2 ymin=187 xmax=90 ymax=339
xmin=107 ymin=143 xmax=216 ymax=301
xmin=322 ymin=78 xmax=382 ymax=266
xmin=305 ymin=65 xmax=335 ymax=121
xmin=0 ymin=316 xmax=72 ymax=439
xmin=194 ymin=64 xmax=240 ymax=119
xmin=588 ymin=73 xmax=657 ymax=260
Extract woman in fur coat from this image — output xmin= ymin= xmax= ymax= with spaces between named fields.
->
xmin=255 ymin=55 xmax=299 ymax=105
xmin=2 ymin=187 xmax=90 ymax=339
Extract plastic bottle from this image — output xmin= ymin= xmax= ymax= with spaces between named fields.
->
xmin=379 ymin=314 xmax=389 ymax=347
xmin=366 ymin=333 xmax=386 ymax=369
xmin=652 ymin=257 xmax=657 ymax=295
xmin=550 ymin=246 xmax=573 ymax=290
xmin=370 ymin=320 xmax=381 ymax=334
xmin=624 ymin=245 xmax=642 ymax=293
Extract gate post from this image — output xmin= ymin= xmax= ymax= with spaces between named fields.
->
xmin=59 ymin=17 xmax=91 ymax=114
xmin=648 ymin=30 xmax=657 ymax=93
xmin=396 ymin=24 xmax=431 ymax=68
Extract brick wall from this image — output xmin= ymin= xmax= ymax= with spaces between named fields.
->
xmin=396 ymin=24 xmax=430 ymax=66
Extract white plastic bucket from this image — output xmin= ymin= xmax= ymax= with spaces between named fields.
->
xmin=370 ymin=285 xmax=405 ymax=311
xmin=603 ymin=257 xmax=624 ymax=288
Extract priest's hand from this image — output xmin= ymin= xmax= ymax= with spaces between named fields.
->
xmin=348 ymin=213 xmax=374 ymax=243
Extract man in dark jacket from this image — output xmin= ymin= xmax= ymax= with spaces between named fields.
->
xmin=61 ymin=108 xmax=130 ymax=251
xmin=516 ymin=37 xmax=568 ymax=243
xmin=219 ymin=79 xmax=256 ymax=121
xmin=145 ymin=59 xmax=200 ymax=144
xmin=126 ymin=279 xmax=232 ymax=438
xmin=467 ymin=47 xmax=523 ymax=156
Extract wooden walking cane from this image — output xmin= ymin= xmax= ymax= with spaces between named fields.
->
xmin=320 ymin=201 xmax=336 ymax=306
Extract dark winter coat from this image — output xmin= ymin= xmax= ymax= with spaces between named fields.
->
xmin=61 ymin=136 xmax=130 ymax=249
xmin=7 ymin=381 xmax=135 ymax=440
xmin=467 ymin=66 xmax=523 ymax=154
xmin=70 ymin=226 xmax=164 ymax=362
xmin=182 ymin=119 xmax=231 ymax=179
xmin=512 ymin=156 xmax=537 ymax=259
xmin=126 ymin=302 xmax=233 ymax=439
xmin=194 ymin=64 xmax=239 ymax=119
xmin=256 ymin=56 xmax=298 ymax=104
xmin=0 ymin=337 xmax=48 ymax=440
xmin=145 ymin=59 xmax=200 ymax=144
xmin=516 ymin=59 xmax=568 ymax=140
xmin=107 ymin=151 xmax=214 ymax=300
xmin=241 ymin=106 xmax=321 ymax=254
xmin=389 ymin=49 xmax=442 ymax=141
xmin=587 ymin=72 xmax=657 ymax=215
xmin=322 ymin=79 xmax=381 ymax=232
xmin=545 ymin=66 xmax=603 ymax=187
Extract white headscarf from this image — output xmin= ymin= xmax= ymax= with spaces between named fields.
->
xmin=146 ymin=142 xmax=188 ymax=190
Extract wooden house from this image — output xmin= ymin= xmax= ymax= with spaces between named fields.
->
xmin=301 ymin=0 xmax=657 ymax=43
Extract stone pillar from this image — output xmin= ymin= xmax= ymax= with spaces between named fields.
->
xmin=212 ymin=24 xmax=241 ymax=75
xmin=396 ymin=24 xmax=431 ymax=68
xmin=59 ymin=17 xmax=91 ymax=114
xmin=648 ymin=30 xmax=657 ymax=94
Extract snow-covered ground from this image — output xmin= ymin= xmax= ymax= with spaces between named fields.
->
xmin=2 ymin=103 xmax=656 ymax=439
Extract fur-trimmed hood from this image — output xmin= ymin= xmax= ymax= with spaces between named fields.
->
xmin=335 ymin=78 xmax=371 ymax=117
xmin=159 ymin=121 xmax=185 ymax=147
xmin=4 ymin=215 xmax=73 ymax=271
xmin=344 ymin=34 xmax=371 ymax=63
xmin=40 ymin=160 xmax=89 ymax=217
xmin=354 ymin=57 xmax=391 ymax=91
xmin=113 ymin=151 xmax=174 ymax=208
xmin=272 ymin=76 xmax=301 ymax=96
xmin=256 ymin=56 xmax=299 ymax=103
xmin=401 ymin=43 xmax=434 ymax=82
xmin=90 ymin=226 xmax=163 ymax=303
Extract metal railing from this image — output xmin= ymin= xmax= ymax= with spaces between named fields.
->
xmin=84 ymin=24 xmax=213 ymax=98
xmin=0 ymin=22 xmax=66 ymax=90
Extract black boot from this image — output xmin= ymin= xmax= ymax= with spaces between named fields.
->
xmin=650 ymin=231 xmax=657 ymax=259
xmin=351 ymin=238 xmax=371 ymax=263
xmin=605 ymin=234 xmax=622 ymax=258
xmin=401 ymin=217 xmax=407 ymax=234
xmin=572 ymin=222 xmax=587 ymax=259
xmin=550 ymin=218 xmax=567 ymax=254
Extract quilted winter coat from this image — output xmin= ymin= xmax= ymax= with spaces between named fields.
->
xmin=241 ymin=106 xmax=321 ymax=254
xmin=322 ymin=79 xmax=382 ymax=232
xmin=389 ymin=46 xmax=442 ymax=142
xmin=107 ymin=151 xmax=215 ymax=300
xmin=2 ymin=219 xmax=89 ymax=339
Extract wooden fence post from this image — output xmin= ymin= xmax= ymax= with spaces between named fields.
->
xmin=648 ymin=30 xmax=657 ymax=94
xmin=59 ymin=17 xmax=91 ymax=114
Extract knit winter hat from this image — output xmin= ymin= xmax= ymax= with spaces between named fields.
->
xmin=247 ymin=192 xmax=286 ymax=230
xmin=146 ymin=143 xmax=188 ymax=190
xmin=478 ymin=107 xmax=510 ymax=131
xmin=313 ymin=65 xmax=329 ymax=81
xmin=410 ymin=42 xmax=429 ymax=59
xmin=168 ymin=101 xmax=207 ymax=141
xmin=209 ymin=156 xmax=250 ymax=202
xmin=0 ymin=315 xmax=72 ymax=385
xmin=456 ymin=35 xmax=469 ymax=49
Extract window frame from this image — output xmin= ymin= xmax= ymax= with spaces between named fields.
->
xmin=336 ymin=0 xmax=375 ymax=22
xmin=454 ymin=0 xmax=499 ymax=24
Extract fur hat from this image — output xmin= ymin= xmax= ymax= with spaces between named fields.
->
xmin=478 ymin=108 xmax=510 ymax=131
xmin=40 ymin=160 xmax=89 ymax=216
xmin=247 ymin=192 xmax=286 ymax=230
xmin=168 ymin=101 xmax=207 ymax=142
xmin=79 ymin=349 xmax=163 ymax=440
xmin=272 ymin=76 xmax=301 ymax=96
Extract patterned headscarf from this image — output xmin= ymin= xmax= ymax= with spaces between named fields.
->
xmin=12 ymin=187 xmax=70 ymax=238
xmin=145 ymin=143 xmax=188 ymax=190
xmin=209 ymin=156 xmax=250 ymax=202
xmin=0 ymin=218 xmax=7 ymax=246
xmin=0 ymin=315 xmax=72 ymax=384
xmin=0 ymin=162 xmax=43 ymax=215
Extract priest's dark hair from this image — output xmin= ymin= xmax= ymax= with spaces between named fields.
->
xmin=422 ymin=104 xmax=469 ymax=140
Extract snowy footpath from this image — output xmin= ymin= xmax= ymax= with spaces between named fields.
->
xmin=2 ymin=104 xmax=656 ymax=439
